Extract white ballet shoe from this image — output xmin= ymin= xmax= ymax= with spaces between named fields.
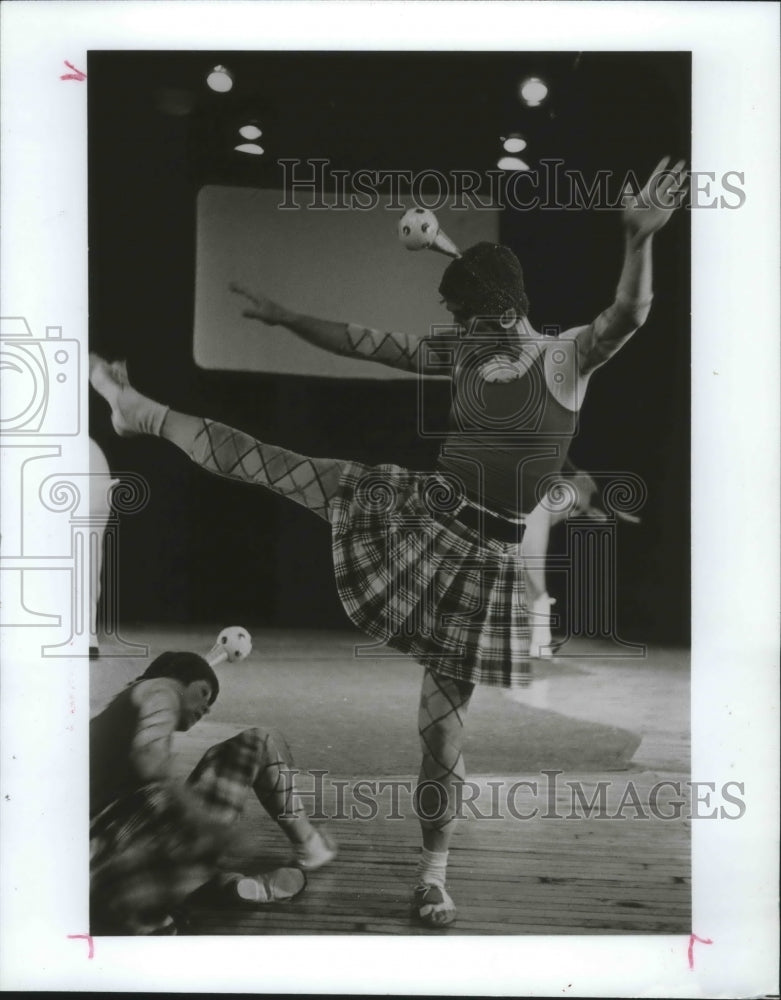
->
xmin=412 ymin=883 xmax=457 ymax=928
xmin=211 ymin=868 xmax=307 ymax=905
xmin=529 ymin=593 xmax=556 ymax=658
xmin=89 ymin=354 xmax=168 ymax=437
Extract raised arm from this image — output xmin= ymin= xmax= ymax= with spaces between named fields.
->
xmin=575 ymin=157 xmax=687 ymax=375
xmin=230 ymin=283 xmax=428 ymax=373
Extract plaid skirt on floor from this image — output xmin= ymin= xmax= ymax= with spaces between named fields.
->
xmin=90 ymin=728 xmax=267 ymax=934
xmin=328 ymin=462 xmax=531 ymax=688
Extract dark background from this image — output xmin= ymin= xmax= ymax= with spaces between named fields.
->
xmin=88 ymin=51 xmax=690 ymax=642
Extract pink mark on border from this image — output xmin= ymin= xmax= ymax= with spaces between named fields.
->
xmin=688 ymin=933 xmax=713 ymax=969
xmin=67 ymin=934 xmax=94 ymax=959
xmin=60 ymin=61 xmax=87 ymax=81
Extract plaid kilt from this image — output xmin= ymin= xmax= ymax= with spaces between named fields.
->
xmin=90 ymin=729 xmax=266 ymax=934
xmin=328 ymin=462 xmax=531 ymax=687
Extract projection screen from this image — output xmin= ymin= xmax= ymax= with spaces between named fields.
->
xmin=193 ymin=185 xmax=501 ymax=379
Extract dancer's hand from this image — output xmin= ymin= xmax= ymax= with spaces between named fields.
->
xmin=621 ymin=157 xmax=687 ymax=244
xmin=552 ymin=470 xmax=641 ymax=524
xmin=229 ymin=282 xmax=289 ymax=326
xmin=570 ymin=470 xmax=607 ymax=521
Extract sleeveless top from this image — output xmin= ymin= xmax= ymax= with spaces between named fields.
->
xmin=90 ymin=680 xmax=181 ymax=817
xmin=436 ymin=343 xmax=577 ymax=517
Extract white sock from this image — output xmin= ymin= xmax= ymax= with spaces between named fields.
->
xmin=531 ymin=592 xmax=555 ymax=617
xmin=530 ymin=593 xmax=555 ymax=655
xmin=89 ymin=356 xmax=169 ymax=437
xmin=131 ymin=393 xmax=169 ymax=437
xmin=416 ymin=847 xmax=449 ymax=888
xmin=139 ymin=395 xmax=169 ymax=436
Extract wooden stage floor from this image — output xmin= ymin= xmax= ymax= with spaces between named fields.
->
xmin=91 ymin=626 xmax=691 ymax=936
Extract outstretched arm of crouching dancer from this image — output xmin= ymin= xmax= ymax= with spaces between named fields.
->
xmin=230 ymin=282 xmax=438 ymax=374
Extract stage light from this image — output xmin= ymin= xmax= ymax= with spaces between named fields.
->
xmin=206 ymin=65 xmax=234 ymax=93
xmin=497 ymin=156 xmax=530 ymax=172
xmin=519 ymin=77 xmax=548 ymax=107
xmin=502 ymin=134 xmax=527 ymax=153
xmin=234 ymin=142 xmax=264 ymax=156
xmin=238 ymin=123 xmax=263 ymax=140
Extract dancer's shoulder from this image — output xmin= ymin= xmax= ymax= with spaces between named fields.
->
xmin=131 ymin=676 xmax=182 ymax=715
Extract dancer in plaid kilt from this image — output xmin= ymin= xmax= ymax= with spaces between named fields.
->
xmin=90 ymin=651 xmax=335 ymax=934
xmin=90 ymin=157 xmax=685 ymax=927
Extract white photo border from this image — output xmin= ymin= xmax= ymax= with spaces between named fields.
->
xmin=1 ymin=1 xmax=778 ymax=995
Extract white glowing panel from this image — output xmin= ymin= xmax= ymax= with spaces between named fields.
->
xmin=193 ymin=186 xmax=500 ymax=378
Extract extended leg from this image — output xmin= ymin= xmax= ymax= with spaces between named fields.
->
xmin=173 ymin=416 xmax=344 ymax=521
xmin=186 ymin=727 xmax=336 ymax=868
xmin=413 ymin=668 xmax=474 ymax=927
xmin=89 ymin=355 xmax=345 ymax=521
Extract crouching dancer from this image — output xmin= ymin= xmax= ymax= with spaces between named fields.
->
xmin=90 ymin=651 xmax=336 ymax=934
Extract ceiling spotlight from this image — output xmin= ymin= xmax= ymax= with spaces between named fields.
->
xmin=206 ymin=65 xmax=234 ymax=93
xmin=238 ymin=123 xmax=263 ymax=140
xmin=519 ymin=77 xmax=549 ymax=107
xmin=497 ymin=156 xmax=531 ymax=172
xmin=234 ymin=143 xmax=264 ymax=156
xmin=502 ymin=134 xmax=527 ymax=154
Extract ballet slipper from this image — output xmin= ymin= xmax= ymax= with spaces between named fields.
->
xmin=212 ymin=868 xmax=307 ymax=905
xmin=89 ymin=353 xmax=169 ymax=438
xmin=411 ymin=883 xmax=457 ymax=928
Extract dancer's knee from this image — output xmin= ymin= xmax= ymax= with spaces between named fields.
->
xmin=237 ymin=726 xmax=293 ymax=765
xmin=193 ymin=726 xmax=273 ymax=768
xmin=237 ymin=725 xmax=269 ymax=742
xmin=236 ymin=725 xmax=272 ymax=751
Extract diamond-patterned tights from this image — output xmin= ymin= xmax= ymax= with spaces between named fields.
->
xmin=415 ymin=669 xmax=475 ymax=853
xmin=188 ymin=419 xmax=346 ymax=521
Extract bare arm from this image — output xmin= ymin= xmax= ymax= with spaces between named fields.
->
xmin=230 ymin=283 xmax=428 ymax=373
xmin=129 ymin=679 xmax=181 ymax=782
xmin=576 ymin=157 xmax=687 ymax=375
xmin=128 ymin=679 xmax=237 ymax=850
